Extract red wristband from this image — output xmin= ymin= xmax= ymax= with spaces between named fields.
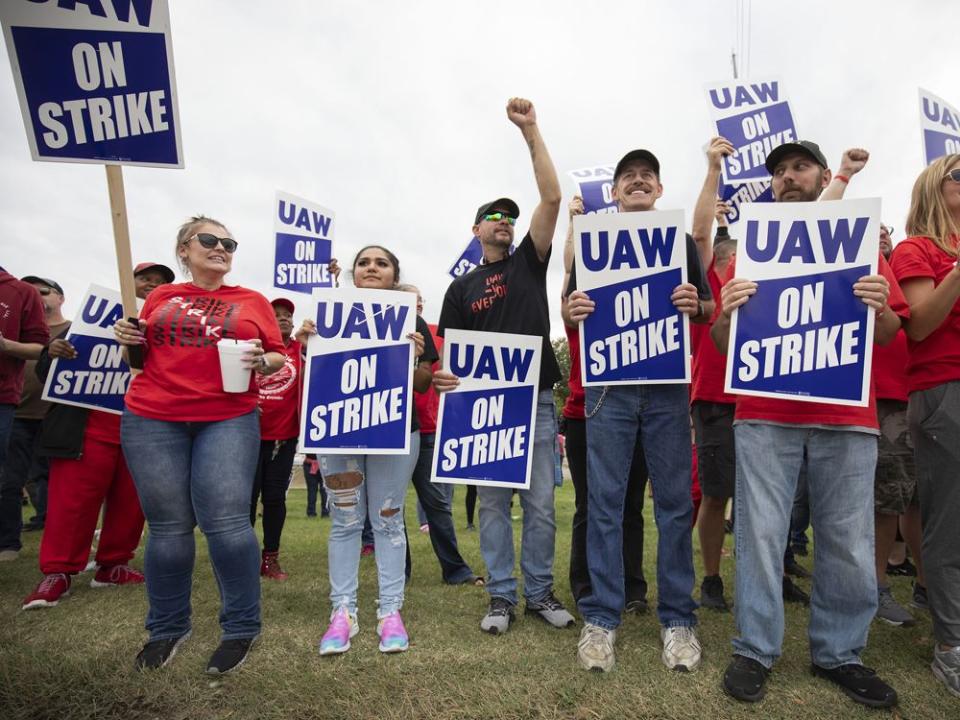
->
xmin=834 ymin=174 xmax=850 ymax=184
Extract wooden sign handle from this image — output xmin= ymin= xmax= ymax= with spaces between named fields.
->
xmin=105 ymin=165 xmax=143 ymax=370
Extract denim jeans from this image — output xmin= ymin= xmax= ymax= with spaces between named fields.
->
xmin=320 ymin=432 xmax=419 ymax=618
xmin=579 ymin=384 xmax=696 ymax=631
xmin=0 ymin=417 xmax=45 ymax=551
xmin=732 ymin=423 xmax=877 ymax=668
xmin=479 ymin=390 xmax=557 ymax=605
xmin=410 ymin=432 xmax=475 ymax=583
xmin=121 ymin=410 xmax=262 ymax=642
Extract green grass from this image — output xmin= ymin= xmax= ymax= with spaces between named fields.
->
xmin=0 ymin=473 xmax=953 ymax=720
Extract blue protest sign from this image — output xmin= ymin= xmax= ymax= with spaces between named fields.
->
xmin=299 ymin=287 xmax=416 ymax=454
xmin=725 ymin=199 xmax=881 ymax=406
xmin=719 ymin=178 xmax=773 ymax=224
xmin=567 ymin=165 xmax=618 ymax=214
xmin=1 ymin=1 xmax=182 ymax=168
xmin=705 ymin=79 xmax=798 ymax=185
xmin=42 ymin=284 xmax=138 ymax=414
xmin=448 ymin=236 xmax=483 ymax=279
xmin=432 ymin=330 xmax=540 ymax=489
xmin=573 ymin=209 xmax=691 ymax=385
xmin=274 ymin=191 xmax=335 ymax=294
xmin=919 ymin=88 xmax=960 ymax=166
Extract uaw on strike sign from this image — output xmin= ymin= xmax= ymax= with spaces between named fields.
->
xmin=1 ymin=0 xmax=182 ymax=167
xmin=725 ymin=199 xmax=881 ymax=406
xmin=299 ymin=288 xmax=416 ymax=455
xmin=42 ymin=284 xmax=139 ymax=414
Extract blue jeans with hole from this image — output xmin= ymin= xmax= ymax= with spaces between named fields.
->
xmin=732 ymin=422 xmax=877 ymax=669
xmin=478 ymin=391 xmax=557 ymax=605
xmin=121 ymin=410 xmax=262 ymax=642
xmin=579 ymin=384 xmax=696 ymax=630
xmin=320 ymin=432 xmax=419 ymax=618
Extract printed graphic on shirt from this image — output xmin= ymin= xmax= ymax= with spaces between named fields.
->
xmin=258 ymin=353 xmax=297 ymax=401
xmin=471 ymin=272 xmax=508 ymax=314
xmin=152 ymin=295 xmax=241 ymax=348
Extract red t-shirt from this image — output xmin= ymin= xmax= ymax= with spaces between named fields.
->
xmin=889 ymin=235 xmax=960 ymax=393
xmin=563 ymin=323 xmax=585 ymax=420
xmin=413 ymin=323 xmax=442 ymax=434
xmin=0 ymin=271 xmax=49 ymax=405
xmin=257 ymin=336 xmax=303 ymax=440
xmin=125 ymin=283 xmax=285 ymax=422
xmin=872 ymin=330 xmax=909 ymax=402
xmin=691 ymin=259 xmax=737 ymax=405
xmin=723 ymin=254 xmax=909 ymax=430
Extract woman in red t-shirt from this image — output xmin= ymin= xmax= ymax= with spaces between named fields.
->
xmin=303 ymin=246 xmax=436 ymax=657
xmin=889 ymin=153 xmax=960 ymax=694
xmin=114 ymin=216 xmax=286 ymax=675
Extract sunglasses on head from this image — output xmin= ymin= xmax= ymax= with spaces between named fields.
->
xmin=482 ymin=212 xmax=516 ymax=226
xmin=943 ymin=168 xmax=960 ymax=183
xmin=192 ymin=233 xmax=238 ymax=253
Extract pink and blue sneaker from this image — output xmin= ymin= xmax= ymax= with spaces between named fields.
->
xmin=377 ymin=611 xmax=409 ymax=653
xmin=319 ymin=607 xmax=358 ymax=656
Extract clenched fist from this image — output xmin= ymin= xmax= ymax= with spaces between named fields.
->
xmin=506 ymin=97 xmax=537 ymax=128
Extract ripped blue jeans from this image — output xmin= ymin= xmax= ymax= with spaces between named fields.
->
xmin=320 ymin=432 xmax=419 ymax=618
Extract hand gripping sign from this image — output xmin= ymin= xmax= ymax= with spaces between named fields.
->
xmin=274 ymin=191 xmax=335 ymax=293
xmin=299 ymin=287 xmax=416 ymax=454
xmin=574 ymin=209 xmax=691 ymax=386
xmin=919 ymin=88 xmax=960 ymax=166
xmin=567 ymin=165 xmax=618 ymax=215
xmin=431 ymin=330 xmax=541 ymax=490
xmin=41 ymin=284 xmax=139 ymax=414
xmin=705 ymin=78 xmax=798 ymax=185
xmin=725 ymin=198 xmax=881 ymax=406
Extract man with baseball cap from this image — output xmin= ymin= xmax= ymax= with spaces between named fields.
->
xmin=712 ymin=140 xmax=904 ymax=707
xmin=566 ymin=147 xmax=714 ymax=673
xmin=434 ymin=98 xmax=573 ymax=635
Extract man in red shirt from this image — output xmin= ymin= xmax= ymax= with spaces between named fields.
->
xmin=0 ymin=267 xmax=49 ymax=561
xmin=712 ymin=141 xmax=904 ymax=708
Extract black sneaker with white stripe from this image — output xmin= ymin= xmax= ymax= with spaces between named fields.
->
xmin=135 ymin=631 xmax=191 ymax=671
xmin=206 ymin=637 xmax=257 ymax=675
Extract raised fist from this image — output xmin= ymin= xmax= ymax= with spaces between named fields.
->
xmin=706 ymin=136 xmax=734 ymax=170
xmin=506 ymin=97 xmax=537 ymax=128
xmin=839 ymin=148 xmax=870 ymax=177
xmin=568 ymin=195 xmax=584 ymax=220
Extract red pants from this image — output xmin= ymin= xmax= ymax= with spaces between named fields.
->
xmin=39 ymin=411 xmax=145 ymax=574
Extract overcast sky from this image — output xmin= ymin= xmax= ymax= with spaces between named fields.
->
xmin=0 ymin=0 xmax=955 ymax=333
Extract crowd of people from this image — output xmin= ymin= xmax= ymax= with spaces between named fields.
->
xmin=0 ymin=97 xmax=958 ymax=709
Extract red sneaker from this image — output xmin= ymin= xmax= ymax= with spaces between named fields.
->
xmin=23 ymin=573 xmax=71 ymax=610
xmin=260 ymin=551 xmax=288 ymax=581
xmin=91 ymin=564 xmax=145 ymax=588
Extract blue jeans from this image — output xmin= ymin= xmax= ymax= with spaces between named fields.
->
xmin=0 ymin=417 xmax=45 ymax=550
xmin=320 ymin=432 xmax=419 ymax=618
xmin=732 ymin=423 xmax=877 ymax=668
xmin=121 ymin=410 xmax=262 ymax=642
xmin=479 ymin=390 xmax=557 ymax=605
xmin=579 ymin=384 xmax=696 ymax=630
xmin=410 ymin=432 xmax=475 ymax=584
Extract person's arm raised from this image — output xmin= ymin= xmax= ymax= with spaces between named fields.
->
xmin=692 ymin=137 xmax=733 ymax=270
xmin=819 ymin=148 xmax=868 ymax=201
xmin=507 ymin=98 xmax=561 ymax=262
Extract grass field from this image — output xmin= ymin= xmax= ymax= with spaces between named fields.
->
xmin=0 ymin=472 xmax=953 ymax=720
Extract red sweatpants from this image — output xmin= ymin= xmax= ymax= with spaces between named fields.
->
xmin=39 ymin=411 xmax=145 ymax=574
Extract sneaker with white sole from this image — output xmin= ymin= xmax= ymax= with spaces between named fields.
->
xmin=377 ymin=611 xmax=409 ymax=653
xmin=319 ymin=607 xmax=359 ymax=655
xmin=206 ymin=637 xmax=256 ymax=675
xmin=480 ymin=596 xmax=515 ymax=635
xmin=932 ymin=644 xmax=960 ymax=699
xmin=875 ymin=586 xmax=915 ymax=627
xmin=578 ymin=623 xmax=616 ymax=672
xmin=525 ymin=590 xmax=575 ymax=629
xmin=91 ymin=564 xmax=145 ymax=588
xmin=661 ymin=625 xmax=701 ymax=672
xmin=22 ymin=573 xmax=71 ymax=610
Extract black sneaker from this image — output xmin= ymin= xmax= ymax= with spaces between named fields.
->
xmin=811 ymin=663 xmax=898 ymax=708
xmin=782 ymin=576 xmax=810 ymax=606
xmin=784 ymin=559 xmax=811 ymax=578
xmin=911 ymin=581 xmax=929 ymax=611
xmin=135 ymin=631 xmax=191 ymax=671
xmin=723 ymin=655 xmax=770 ymax=702
xmin=700 ymin=575 xmax=730 ymax=611
xmin=886 ymin=558 xmax=917 ymax=577
xmin=206 ymin=637 xmax=256 ymax=675
xmin=624 ymin=598 xmax=649 ymax=614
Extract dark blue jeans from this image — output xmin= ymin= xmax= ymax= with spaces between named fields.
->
xmin=121 ymin=410 xmax=262 ymax=642
xmin=0 ymin=417 xmax=45 ymax=551
xmin=409 ymin=433 xmax=475 ymax=584
xmin=0 ymin=405 xmax=15 ymax=548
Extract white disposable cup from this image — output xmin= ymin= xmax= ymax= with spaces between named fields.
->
xmin=217 ymin=339 xmax=257 ymax=393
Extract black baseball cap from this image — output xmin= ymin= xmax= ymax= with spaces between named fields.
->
xmin=21 ymin=276 xmax=63 ymax=295
xmin=134 ymin=262 xmax=175 ymax=284
xmin=765 ymin=140 xmax=829 ymax=174
xmin=614 ymin=149 xmax=661 ymax=181
xmin=475 ymin=198 xmax=520 ymax=225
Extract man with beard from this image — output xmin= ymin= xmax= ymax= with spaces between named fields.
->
xmin=712 ymin=141 xmax=905 ymax=708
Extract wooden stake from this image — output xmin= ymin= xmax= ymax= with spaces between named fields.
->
xmin=105 ymin=164 xmax=143 ymax=369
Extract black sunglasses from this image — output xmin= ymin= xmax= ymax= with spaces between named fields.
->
xmin=193 ymin=233 xmax=238 ymax=253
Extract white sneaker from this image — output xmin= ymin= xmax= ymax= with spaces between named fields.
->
xmin=661 ymin=625 xmax=701 ymax=672
xmin=932 ymin=644 xmax=960 ymax=698
xmin=578 ymin=623 xmax=616 ymax=672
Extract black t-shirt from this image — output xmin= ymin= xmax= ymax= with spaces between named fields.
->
xmin=411 ymin=314 xmax=438 ymax=433
xmin=566 ymin=233 xmax=712 ymax=300
xmin=438 ymin=232 xmax=561 ymax=391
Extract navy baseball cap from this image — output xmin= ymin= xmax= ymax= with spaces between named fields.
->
xmin=765 ymin=140 xmax=829 ymax=174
